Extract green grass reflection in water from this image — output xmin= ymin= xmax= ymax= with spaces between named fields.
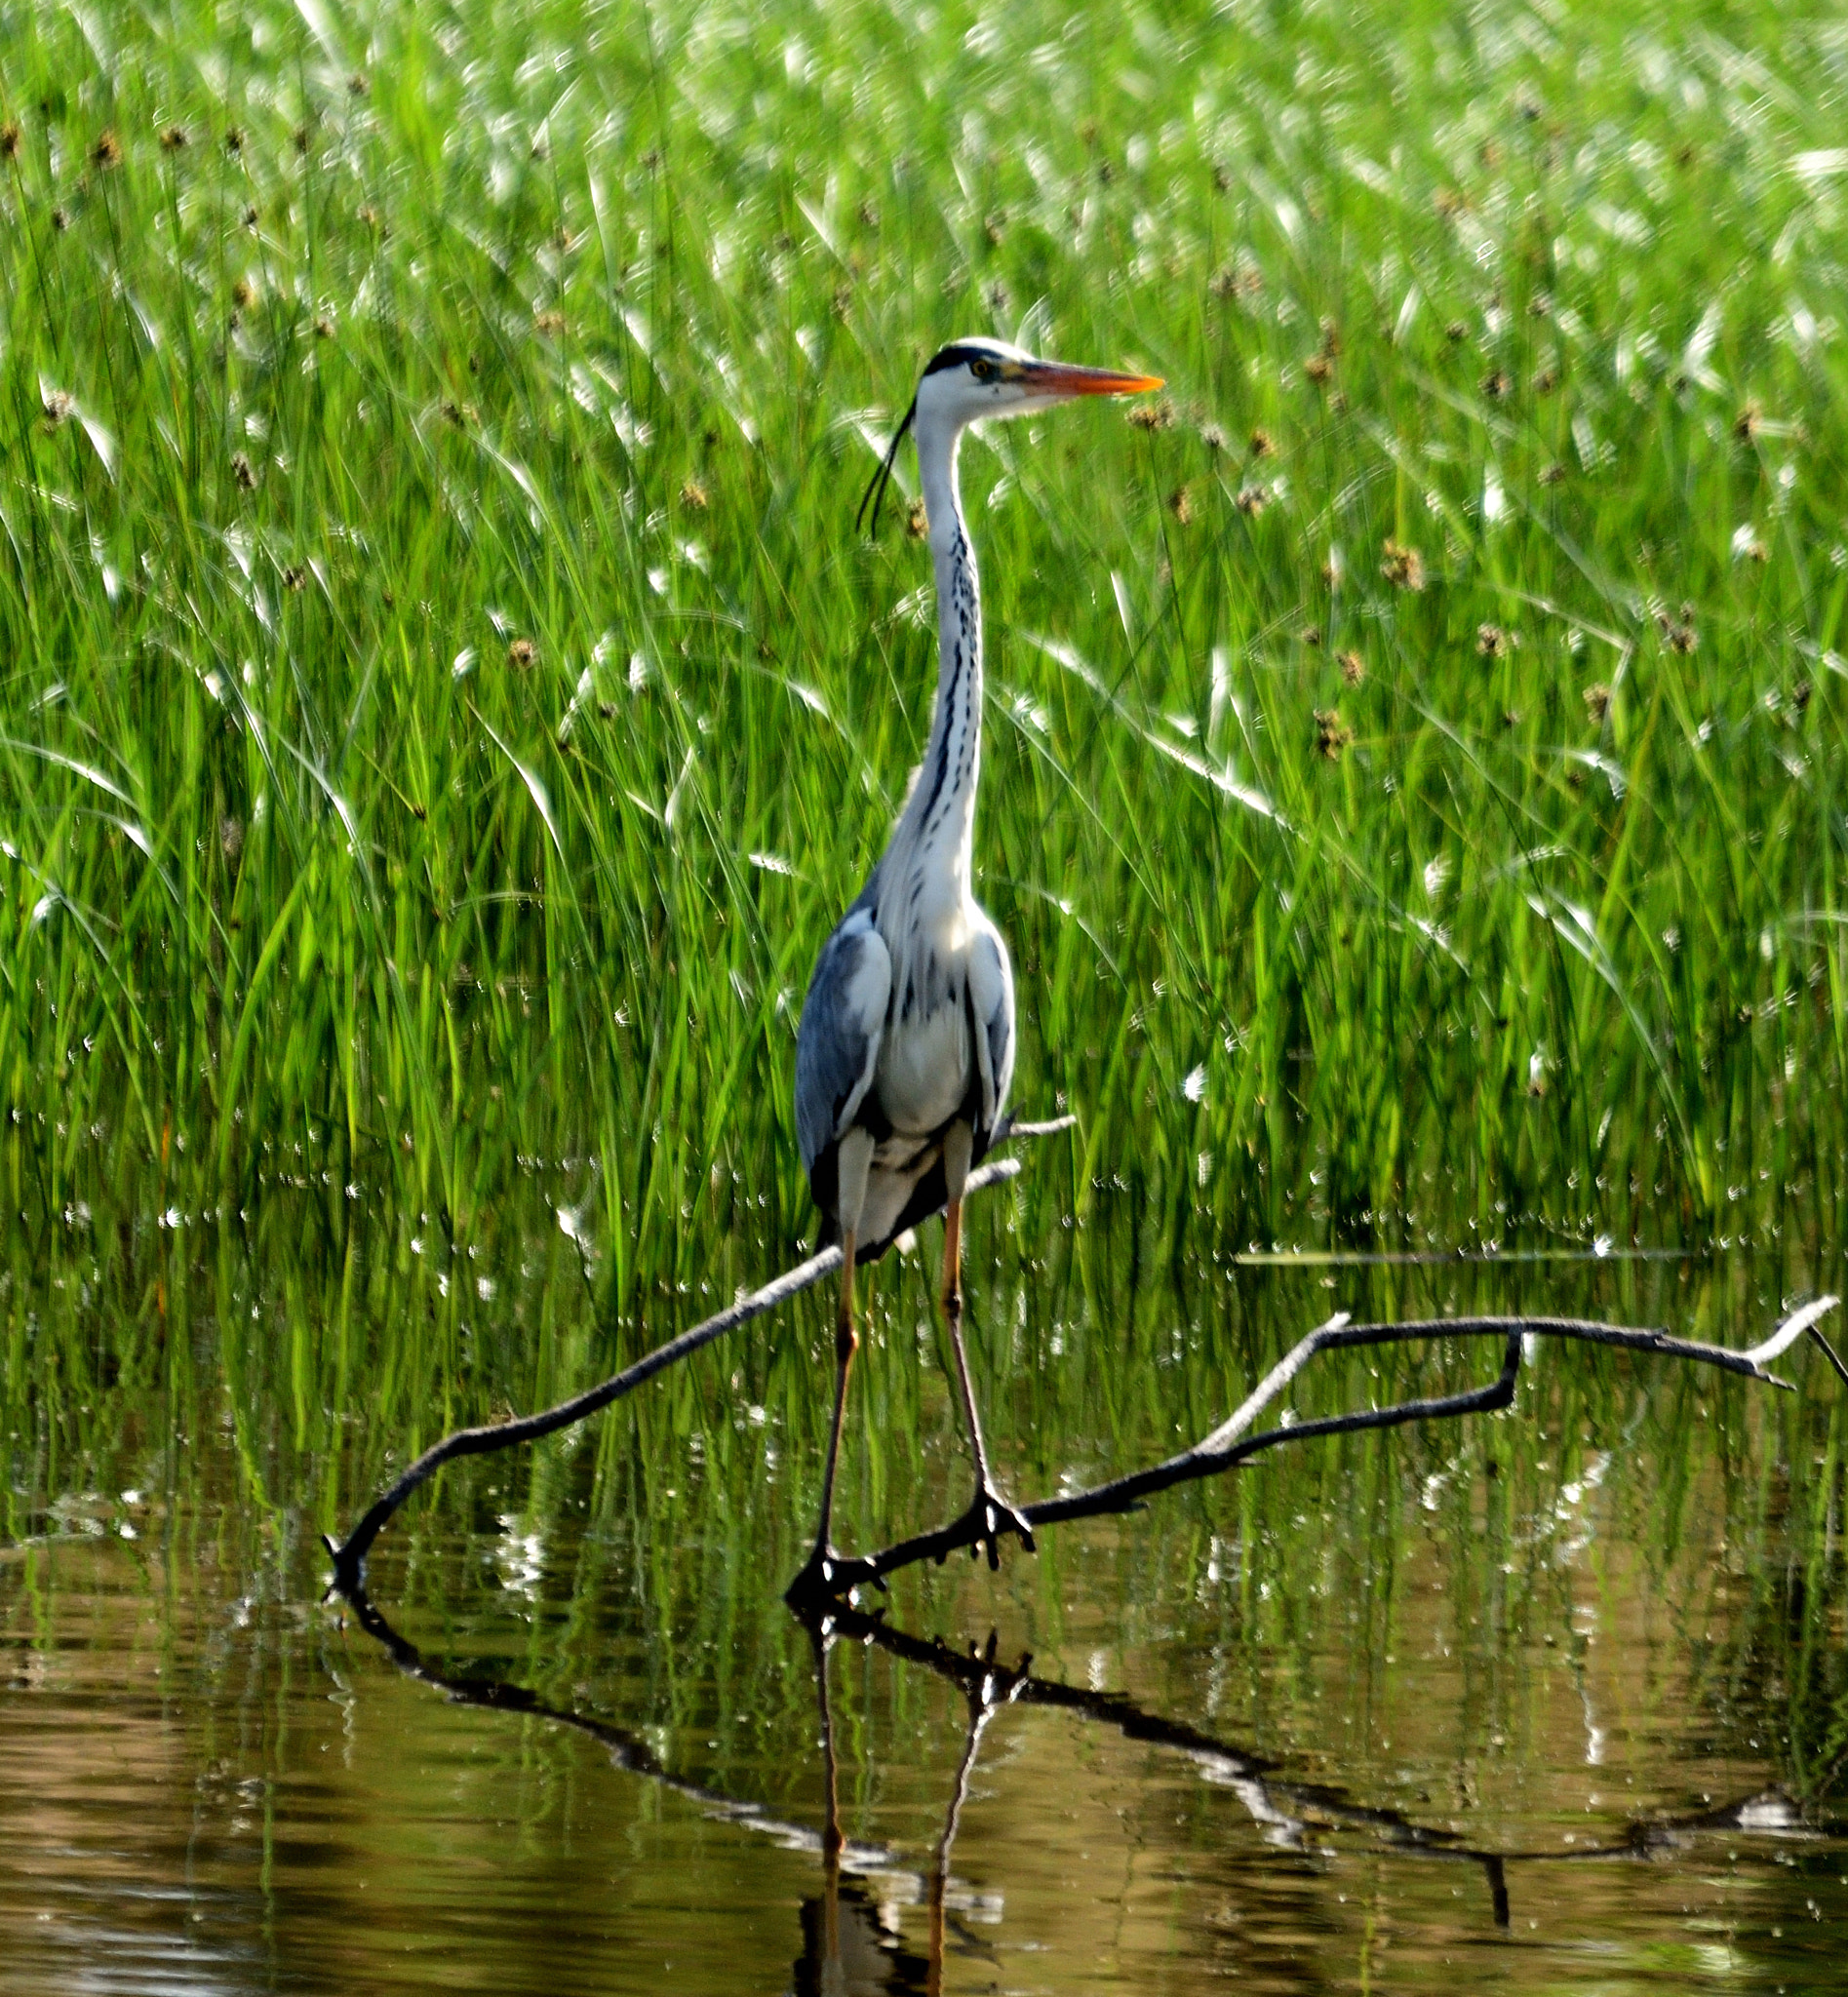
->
xmin=4 ymin=1201 xmax=1848 ymax=1994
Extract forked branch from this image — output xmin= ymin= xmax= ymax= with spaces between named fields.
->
xmin=858 ymin=1298 xmax=1840 ymax=1583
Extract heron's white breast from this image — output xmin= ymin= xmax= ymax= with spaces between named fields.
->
xmin=873 ymin=892 xmax=979 ymax=1135
xmin=874 ymin=993 xmax=970 ymax=1136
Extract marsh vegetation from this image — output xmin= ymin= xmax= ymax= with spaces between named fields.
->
xmin=4 ymin=0 xmax=1848 ymax=1987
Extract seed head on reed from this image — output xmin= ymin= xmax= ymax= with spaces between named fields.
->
xmin=160 ymin=126 xmax=188 ymax=152
xmin=92 ymin=130 xmax=123 ymax=170
xmin=1315 ymin=709 xmax=1354 ymax=760
xmin=1381 ymin=539 xmax=1424 ymax=590
xmin=1658 ymin=606 xmax=1697 ymax=653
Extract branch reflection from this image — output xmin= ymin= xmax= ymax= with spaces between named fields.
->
xmin=336 ymin=1581 xmax=1812 ymax=1986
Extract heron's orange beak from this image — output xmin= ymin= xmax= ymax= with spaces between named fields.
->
xmin=1020 ymin=361 xmax=1164 ymax=398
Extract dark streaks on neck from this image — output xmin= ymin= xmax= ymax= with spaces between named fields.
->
xmin=912 ymin=525 xmax=980 ymax=836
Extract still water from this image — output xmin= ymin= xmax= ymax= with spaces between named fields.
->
xmin=4 ymin=1196 xmax=1846 ymax=1992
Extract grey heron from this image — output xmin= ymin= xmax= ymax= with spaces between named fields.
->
xmin=788 ymin=335 xmax=1162 ymax=1605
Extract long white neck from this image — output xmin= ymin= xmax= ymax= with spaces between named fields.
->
xmin=889 ymin=409 xmax=981 ymax=900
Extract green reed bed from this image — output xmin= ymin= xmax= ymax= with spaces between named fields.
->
xmin=1 ymin=0 xmax=1846 ymax=1301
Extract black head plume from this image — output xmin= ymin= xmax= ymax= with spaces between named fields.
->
xmin=855 ymin=394 xmax=918 ymax=537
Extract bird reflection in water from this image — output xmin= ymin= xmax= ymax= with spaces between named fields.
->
xmin=795 ymin=1880 xmax=932 ymax=1997
xmin=795 ymin=1615 xmax=1007 ymax=1996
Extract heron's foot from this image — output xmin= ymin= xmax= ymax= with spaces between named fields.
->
xmin=950 ymin=1482 xmax=1038 ymax=1572
xmin=783 ymin=1545 xmax=886 ymax=1611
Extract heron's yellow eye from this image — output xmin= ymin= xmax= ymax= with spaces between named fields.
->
xmin=970 ymin=358 xmax=993 ymax=380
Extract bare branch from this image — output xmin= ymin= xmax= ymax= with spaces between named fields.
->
xmin=323 ymin=1140 xmax=1060 ymax=1591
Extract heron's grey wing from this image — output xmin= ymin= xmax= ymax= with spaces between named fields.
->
xmin=794 ymin=907 xmax=892 ymax=1179
xmin=966 ymin=919 xmax=1015 ymax=1143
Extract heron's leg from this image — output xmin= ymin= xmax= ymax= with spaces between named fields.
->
xmin=940 ymin=1169 xmax=964 ymax=1316
xmin=940 ymin=1122 xmax=1036 ymax=1570
xmin=810 ymin=1224 xmax=858 ymax=1543
xmin=786 ymin=1128 xmax=880 ymax=1606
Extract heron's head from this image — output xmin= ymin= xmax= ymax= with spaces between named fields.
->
xmin=916 ymin=335 xmax=1162 ymax=427
xmin=859 ymin=336 xmax=1162 ymax=531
